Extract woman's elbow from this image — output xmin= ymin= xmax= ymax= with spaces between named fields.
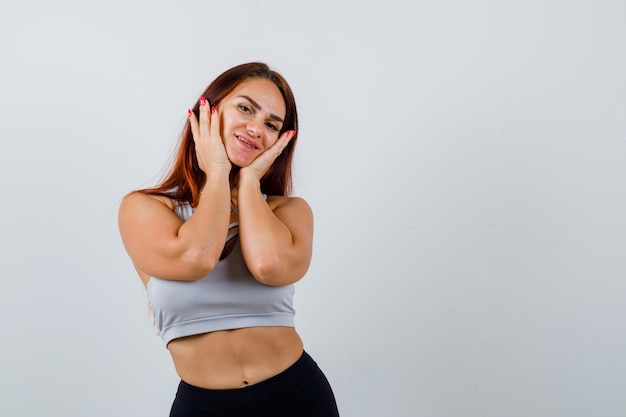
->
xmin=249 ymin=256 xmax=308 ymax=286
xmin=180 ymin=247 xmax=219 ymax=280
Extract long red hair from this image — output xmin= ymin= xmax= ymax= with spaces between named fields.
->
xmin=138 ymin=62 xmax=299 ymax=206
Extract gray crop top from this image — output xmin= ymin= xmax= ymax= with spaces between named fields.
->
xmin=146 ymin=201 xmax=295 ymax=346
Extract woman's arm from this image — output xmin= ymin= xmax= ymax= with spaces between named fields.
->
xmin=118 ymin=97 xmax=232 ymax=281
xmin=118 ymin=169 xmax=231 ymax=281
xmin=236 ymin=130 xmax=313 ymax=286
xmin=237 ymin=176 xmax=314 ymax=286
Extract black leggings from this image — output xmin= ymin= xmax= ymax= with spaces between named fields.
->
xmin=169 ymin=351 xmax=340 ymax=417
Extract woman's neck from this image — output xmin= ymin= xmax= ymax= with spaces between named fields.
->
xmin=229 ymin=168 xmax=240 ymax=207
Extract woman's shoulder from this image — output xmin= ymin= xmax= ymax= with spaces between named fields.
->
xmin=120 ymin=190 xmax=177 ymax=212
xmin=267 ymin=195 xmax=312 ymax=214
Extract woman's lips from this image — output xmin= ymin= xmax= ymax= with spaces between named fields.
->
xmin=235 ymin=134 xmax=258 ymax=150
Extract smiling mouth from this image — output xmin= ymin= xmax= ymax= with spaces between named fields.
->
xmin=235 ymin=135 xmax=258 ymax=150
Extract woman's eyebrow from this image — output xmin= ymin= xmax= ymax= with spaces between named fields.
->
xmin=239 ymin=95 xmax=284 ymax=123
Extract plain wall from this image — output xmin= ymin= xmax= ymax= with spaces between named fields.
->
xmin=1 ymin=1 xmax=625 ymax=416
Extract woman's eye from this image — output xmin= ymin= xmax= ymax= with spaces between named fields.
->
xmin=238 ymin=105 xmax=251 ymax=114
xmin=266 ymin=122 xmax=278 ymax=131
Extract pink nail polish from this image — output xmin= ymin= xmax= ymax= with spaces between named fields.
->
xmin=211 ymin=106 xmax=217 ymax=114
xmin=199 ymin=96 xmax=206 ymax=107
xmin=187 ymin=109 xmax=193 ymax=117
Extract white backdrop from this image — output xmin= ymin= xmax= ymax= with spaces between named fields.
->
xmin=1 ymin=1 xmax=625 ymax=416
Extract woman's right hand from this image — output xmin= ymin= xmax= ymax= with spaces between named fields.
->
xmin=188 ymin=97 xmax=231 ymax=174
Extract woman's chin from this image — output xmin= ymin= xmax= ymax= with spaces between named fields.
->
xmin=228 ymin=156 xmax=252 ymax=169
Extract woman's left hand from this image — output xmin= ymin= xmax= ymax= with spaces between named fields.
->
xmin=239 ymin=130 xmax=295 ymax=181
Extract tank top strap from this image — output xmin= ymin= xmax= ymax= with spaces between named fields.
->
xmin=174 ymin=201 xmax=193 ymax=221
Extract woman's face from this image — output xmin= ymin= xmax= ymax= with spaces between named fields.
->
xmin=217 ymin=78 xmax=286 ymax=168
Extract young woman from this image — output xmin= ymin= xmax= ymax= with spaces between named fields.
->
xmin=118 ymin=62 xmax=339 ymax=417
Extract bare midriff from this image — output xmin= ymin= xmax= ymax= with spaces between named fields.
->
xmin=166 ymin=326 xmax=304 ymax=389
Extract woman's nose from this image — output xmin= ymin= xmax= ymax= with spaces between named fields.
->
xmin=246 ymin=118 xmax=263 ymax=137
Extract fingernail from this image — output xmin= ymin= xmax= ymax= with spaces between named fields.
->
xmin=211 ymin=106 xmax=217 ymax=114
xmin=187 ymin=109 xmax=193 ymax=117
xmin=290 ymin=130 xmax=296 ymax=138
xmin=199 ymin=96 xmax=207 ymax=107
